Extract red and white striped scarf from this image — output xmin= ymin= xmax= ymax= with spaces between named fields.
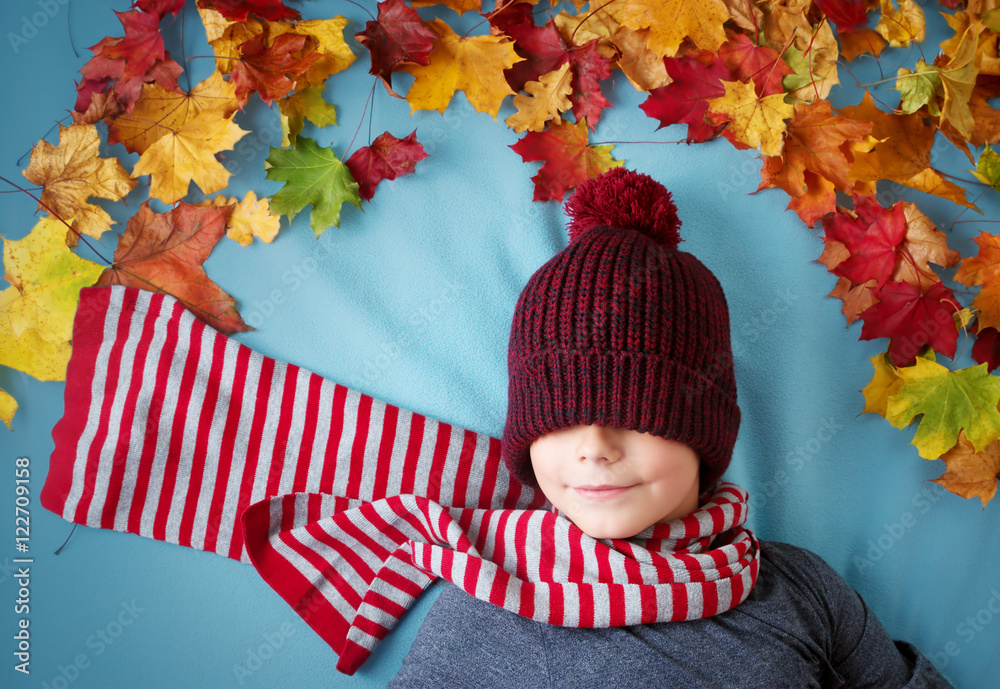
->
xmin=41 ymin=286 xmax=760 ymax=675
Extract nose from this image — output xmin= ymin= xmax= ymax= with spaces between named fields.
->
xmin=575 ymin=425 xmax=623 ymax=464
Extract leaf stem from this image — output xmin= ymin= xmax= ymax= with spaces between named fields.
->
xmin=341 ymin=78 xmax=378 ymax=161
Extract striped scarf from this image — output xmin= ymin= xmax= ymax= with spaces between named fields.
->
xmin=41 ymin=286 xmax=760 ymax=675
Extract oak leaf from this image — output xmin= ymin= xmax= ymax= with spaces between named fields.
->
xmin=955 ymin=230 xmax=1000 ymax=331
xmin=94 ymin=202 xmax=249 ymax=334
xmin=265 ymin=137 xmax=362 ymax=236
xmin=640 ymin=53 xmax=730 ymax=143
xmin=2 ymin=215 xmax=105 ymax=345
xmin=356 ymin=0 xmax=437 ymax=95
xmin=345 ymin=130 xmax=429 ymax=201
xmin=398 ymin=19 xmax=522 ymax=117
xmin=509 ymin=119 xmax=624 ymax=201
xmin=231 ymin=32 xmax=321 ymax=106
xmin=131 ymin=110 xmax=248 ymax=204
xmin=839 ymin=92 xmax=977 ymax=209
xmin=505 ymin=64 xmax=574 ymax=133
xmin=200 ymin=191 xmax=281 ymax=246
xmin=885 ymin=357 xmax=1000 ymax=459
xmin=22 ymin=123 xmax=137 ymax=243
xmin=610 ymin=0 xmax=730 ymax=58
xmin=935 ymin=430 xmax=1000 ymax=506
xmin=859 ymin=281 xmax=961 ymax=367
xmin=875 ymin=0 xmax=925 ymax=47
xmin=107 ymin=70 xmax=239 ymax=155
xmin=278 ymin=85 xmax=338 ymax=147
xmin=707 ymin=80 xmax=794 ymax=156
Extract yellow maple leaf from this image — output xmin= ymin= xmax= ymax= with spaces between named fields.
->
xmin=21 ymin=123 xmax=137 ymax=243
xmin=554 ymin=8 xmax=619 ymax=54
xmin=861 ymin=352 xmax=904 ymax=416
xmin=131 ymin=111 xmax=248 ymax=205
xmin=278 ymin=85 xmax=338 ymax=148
xmin=200 ymin=191 xmax=281 ymax=246
xmin=935 ymin=429 xmax=1000 ymax=506
xmin=609 ymin=0 xmax=729 ymax=58
xmin=200 ymin=8 xmax=264 ymax=75
xmin=108 ymin=71 xmax=239 ymax=155
xmin=0 ymin=387 xmax=16 ymax=431
xmin=505 ymin=63 xmax=574 ymax=134
xmin=938 ymin=23 xmax=980 ymax=141
xmin=876 ymin=0 xmax=926 ymax=47
xmin=1 ymin=214 xmax=106 ymax=344
xmin=0 ymin=286 xmax=72 ymax=382
xmin=612 ymin=26 xmax=670 ymax=92
xmin=398 ymin=19 xmax=522 ymax=118
xmin=708 ymin=80 xmax=793 ymax=156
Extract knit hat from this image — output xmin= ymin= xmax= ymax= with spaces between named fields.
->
xmin=502 ymin=167 xmax=740 ymax=490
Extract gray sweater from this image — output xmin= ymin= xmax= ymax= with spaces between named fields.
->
xmin=389 ymin=541 xmax=953 ymax=688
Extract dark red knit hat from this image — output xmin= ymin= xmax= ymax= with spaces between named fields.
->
xmin=502 ymin=167 xmax=740 ymax=490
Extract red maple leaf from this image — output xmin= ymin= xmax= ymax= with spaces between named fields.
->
xmin=345 ymin=130 xmax=429 ymax=201
xmin=814 ymin=0 xmax=870 ymax=32
xmin=509 ymin=120 xmax=622 ymax=202
xmin=231 ymin=32 xmax=321 ymax=105
xmin=971 ymin=320 xmax=1000 ymax=373
xmin=640 ymin=54 xmax=730 ymax=143
xmin=501 ymin=17 xmax=571 ymax=93
xmin=486 ymin=0 xmax=534 ymax=34
xmin=859 ymin=281 xmax=961 ymax=366
xmin=568 ymin=39 xmax=613 ymax=129
xmin=94 ymin=202 xmax=249 ymax=335
xmin=822 ymin=194 xmax=907 ymax=287
xmin=135 ymin=0 xmax=185 ymax=18
xmin=197 ymin=0 xmax=300 ymax=22
xmin=356 ymin=0 xmax=437 ymax=95
xmin=717 ymin=33 xmax=793 ymax=97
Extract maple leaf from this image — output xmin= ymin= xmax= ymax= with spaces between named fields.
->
xmin=505 ymin=64 xmax=574 ymax=134
xmin=509 ymin=119 xmax=624 ymax=202
xmin=200 ymin=191 xmax=281 ymax=246
xmin=971 ymin=319 xmax=1000 ymax=373
xmin=356 ymin=0 xmax=436 ymax=95
xmin=640 ymin=55 xmax=730 ymax=143
xmin=972 ymin=144 xmax=1000 ymax=191
xmin=890 ymin=203 xmax=960 ymax=290
xmin=839 ymin=92 xmax=977 ymax=210
xmin=0 ymin=286 xmax=71 ymax=383
xmin=278 ymin=85 xmax=338 ymax=148
xmin=567 ymin=39 xmax=614 ymax=128
xmin=0 ymin=388 xmax=15 ymax=431
xmin=875 ymin=0 xmax=925 ymax=47
xmin=136 ymin=0 xmax=185 ymax=18
xmin=763 ymin=6 xmax=840 ymax=101
xmin=107 ymin=70 xmax=239 ymax=155
xmin=838 ymin=29 xmax=888 ymax=62
xmin=499 ymin=15 xmax=572 ymax=94
xmin=828 ymin=276 xmax=879 ymax=324
xmin=707 ymin=80 xmax=794 ymax=156
xmin=265 ymin=19 xmax=357 ymax=89
xmin=345 ymin=130 xmax=429 ymax=201
xmin=822 ymin=194 xmax=907 ymax=286
xmin=717 ymin=32 xmax=793 ymax=97
xmin=131 ymin=110 xmax=248 ymax=204
xmin=411 ymin=0 xmax=482 ymax=14
xmin=758 ymin=101 xmax=876 ymax=226
xmin=886 ymin=357 xmax=1000 ymax=459
xmin=611 ymin=26 xmax=669 ymax=92
xmin=197 ymin=0 xmax=300 ymax=22
xmin=611 ymin=0 xmax=730 ymax=58
xmin=935 ymin=430 xmax=1000 ymax=506
xmin=859 ymin=280 xmax=961 ymax=367
xmin=861 ymin=351 xmax=904 ymax=417
xmin=955 ymin=231 xmax=1000 ymax=331
xmin=22 ymin=123 xmax=137 ymax=243
xmin=265 ymin=137 xmax=363 ymax=236
xmin=815 ymin=0 xmax=870 ymax=32
xmin=94 ymin=202 xmax=249 ymax=334
xmin=231 ymin=32 xmax=321 ymax=106
xmin=398 ymin=19 xmax=522 ymax=118
xmin=894 ymin=60 xmax=944 ymax=116
xmin=2 ymin=214 xmax=105 ymax=344
xmin=934 ymin=23 xmax=980 ymax=140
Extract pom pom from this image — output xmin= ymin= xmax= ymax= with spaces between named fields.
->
xmin=564 ymin=168 xmax=681 ymax=247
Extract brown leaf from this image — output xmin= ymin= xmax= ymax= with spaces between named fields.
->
xmin=935 ymin=430 xmax=1000 ymax=506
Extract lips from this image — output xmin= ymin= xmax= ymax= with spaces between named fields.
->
xmin=573 ymin=484 xmax=635 ymax=500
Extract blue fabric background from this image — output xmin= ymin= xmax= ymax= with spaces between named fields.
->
xmin=1 ymin=1 xmax=998 ymax=687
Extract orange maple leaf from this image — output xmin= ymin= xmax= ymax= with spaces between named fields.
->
xmin=935 ymin=430 xmax=1000 ymax=506
xmin=610 ymin=0 xmax=730 ymax=58
xmin=94 ymin=202 xmax=249 ymax=335
xmin=955 ymin=231 xmax=1000 ymax=331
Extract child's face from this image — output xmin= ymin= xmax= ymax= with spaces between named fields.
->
xmin=529 ymin=425 xmax=701 ymax=540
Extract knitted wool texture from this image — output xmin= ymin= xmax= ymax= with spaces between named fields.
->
xmin=503 ymin=168 xmax=741 ymax=489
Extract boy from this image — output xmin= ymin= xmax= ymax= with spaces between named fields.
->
xmin=389 ymin=168 xmax=953 ymax=687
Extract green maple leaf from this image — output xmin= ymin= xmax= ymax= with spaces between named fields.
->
xmin=894 ymin=60 xmax=943 ymax=116
xmin=885 ymin=357 xmax=1000 ymax=459
xmin=278 ymin=86 xmax=338 ymax=148
xmin=972 ymin=145 xmax=1000 ymax=193
xmin=265 ymin=137 xmax=361 ymax=237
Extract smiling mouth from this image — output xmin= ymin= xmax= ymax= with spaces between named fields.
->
xmin=573 ymin=485 xmax=635 ymax=500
